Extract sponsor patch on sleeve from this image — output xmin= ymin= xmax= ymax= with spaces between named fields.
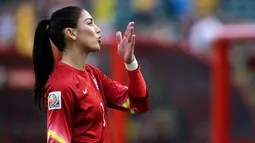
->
xmin=48 ymin=91 xmax=61 ymax=110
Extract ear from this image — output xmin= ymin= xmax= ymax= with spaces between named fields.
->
xmin=64 ymin=28 xmax=77 ymax=40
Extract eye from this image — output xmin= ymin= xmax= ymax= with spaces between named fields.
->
xmin=88 ymin=21 xmax=93 ymax=26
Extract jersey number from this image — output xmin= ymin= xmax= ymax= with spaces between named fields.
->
xmin=100 ymin=102 xmax=106 ymax=127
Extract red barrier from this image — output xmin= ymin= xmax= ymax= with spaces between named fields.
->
xmin=211 ymin=24 xmax=255 ymax=143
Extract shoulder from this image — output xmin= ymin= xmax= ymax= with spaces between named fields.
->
xmin=85 ymin=64 xmax=104 ymax=77
xmin=45 ymin=68 xmax=76 ymax=97
xmin=44 ymin=82 xmax=75 ymax=110
xmin=85 ymin=64 xmax=100 ymax=72
xmin=45 ymin=82 xmax=74 ymax=98
xmin=46 ymin=83 xmax=77 ymax=111
xmin=46 ymin=65 xmax=76 ymax=89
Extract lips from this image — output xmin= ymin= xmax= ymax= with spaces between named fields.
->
xmin=98 ymin=36 xmax=101 ymax=44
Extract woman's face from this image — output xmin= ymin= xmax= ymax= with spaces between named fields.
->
xmin=72 ymin=10 xmax=101 ymax=52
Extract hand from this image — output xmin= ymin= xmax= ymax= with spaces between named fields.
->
xmin=116 ymin=22 xmax=136 ymax=64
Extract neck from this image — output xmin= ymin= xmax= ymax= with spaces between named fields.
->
xmin=61 ymin=44 xmax=87 ymax=71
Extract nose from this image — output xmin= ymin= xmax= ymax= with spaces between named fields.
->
xmin=94 ymin=24 xmax=101 ymax=34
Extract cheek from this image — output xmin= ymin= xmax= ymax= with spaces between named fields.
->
xmin=86 ymin=28 xmax=96 ymax=37
xmin=78 ymin=27 xmax=96 ymax=42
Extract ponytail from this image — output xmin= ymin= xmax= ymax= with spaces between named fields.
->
xmin=33 ymin=19 xmax=54 ymax=111
xmin=33 ymin=6 xmax=83 ymax=110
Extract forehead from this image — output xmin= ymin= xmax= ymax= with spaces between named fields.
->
xmin=79 ymin=10 xmax=92 ymax=20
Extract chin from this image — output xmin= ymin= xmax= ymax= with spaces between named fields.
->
xmin=90 ymin=45 xmax=101 ymax=52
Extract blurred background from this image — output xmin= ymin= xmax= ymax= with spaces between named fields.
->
xmin=0 ymin=0 xmax=255 ymax=143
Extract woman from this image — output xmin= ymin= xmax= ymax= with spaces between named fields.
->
xmin=33 ymin=6 xmax=149 ymax=143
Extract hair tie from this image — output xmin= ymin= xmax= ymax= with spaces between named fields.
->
xmin=45 ymin=19 xmax=50 ymax=31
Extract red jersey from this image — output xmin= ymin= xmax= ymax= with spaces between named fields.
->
xmin=44 ymin=62 xmax=149 ymax=143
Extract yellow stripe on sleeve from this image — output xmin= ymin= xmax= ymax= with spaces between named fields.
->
xmin=121 ymin=99 xmax=135 ymax=114
xmin=130 ymin=108 xmax=135 ymax=114
xmin=48 ymin=130 xmax=66 ymax=143
xmin=121 ymin=99 xmax=130 ymax=108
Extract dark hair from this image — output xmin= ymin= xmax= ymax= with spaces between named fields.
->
xmin=33 ymin=6 xmax=83 ymax=110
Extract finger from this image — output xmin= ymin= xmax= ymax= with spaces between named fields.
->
xmin=128 ymin=27 xmax=134 ymax=42
xmin=131 ymin=34 xmax=136 ymax=50
xmin=124 ymin=22 xmax=134 ymax=37
xmin=116 ymin=31 xmax=122 ymax=44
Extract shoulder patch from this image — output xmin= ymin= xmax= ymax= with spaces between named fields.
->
xmin=48 ymin=91 xmax=61 ymax=110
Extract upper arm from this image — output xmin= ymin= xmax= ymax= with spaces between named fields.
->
xmin=46 ymin=85 xmax=76 ymax=143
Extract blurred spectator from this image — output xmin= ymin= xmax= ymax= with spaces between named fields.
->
xmin=15 ymin=1 xmax=35 ymax=57
xmin=188 ymin=0 xmax=223 ymax=54
xmin=170 ymin=0 xmax=193 ymax=20
xmin=131 ymin=0 xmax=155 ymax=24
xmin=115 ymin=0 xmax=133 ymax=31
xmin=0 ymin=4 xmax=15 ymax=47
xmin=188 ymin=15 xmax=222 ymax=54
xmin=47 ymin=0 xmax=82 ymax=18
xmin=92 ymin=0 xmax=116 ymax=37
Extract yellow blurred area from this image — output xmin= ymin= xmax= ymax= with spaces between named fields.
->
xmin=93 ymin=0 xmax=116 ymax=22
xmin=15 ymin=2 xmax=35 ymax=57
xmin=195 ymin=0 xmax=218 ymax=17
xmin=131 ymin=0 xmax=155 ymax=13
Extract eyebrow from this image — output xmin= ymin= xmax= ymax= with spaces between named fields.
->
xmin=84 ymin=18 xmax=93 ymax=22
